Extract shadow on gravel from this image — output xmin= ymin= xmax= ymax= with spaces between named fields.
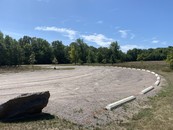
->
xmin=1 ymin=113 xmax=55 ymax=123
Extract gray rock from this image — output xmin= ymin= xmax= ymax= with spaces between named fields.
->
xmin=0 ymin=91 xmax=50 ymax=120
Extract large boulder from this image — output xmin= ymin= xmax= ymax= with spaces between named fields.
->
xmin=0 ymin=91 xmax=50 ymax=121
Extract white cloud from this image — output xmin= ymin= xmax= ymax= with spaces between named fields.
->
xmin=97 ymin=20 xmax=103 ymax=24
xmin=118 ymin=29 xmax=135 ymax=40
xmin=3 ymin=31 xmax=24 ymax=40
xmin=151 ymin=37 xmax=168 ymax=45
xmin=121 ymin=44 xmax=144 ymax=52
xmin=151 ymin=37 xmax=159 ymax=44
xmin=118 ymin=30 xmax=129 ymax=38
xmin=35 ymin=26 xmax=77 ymax=40
xmin=152 ymin=40 xmax=159 ymax=44
xmin=161 ymin=41 xmax=167 ymax=45
xmin=81 ymin=33 xmax=114 ymax=47
xmin=130 ymin=33 xmax=135 ymax=39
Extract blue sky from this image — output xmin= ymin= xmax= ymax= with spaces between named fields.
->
xmin=0 ymin=0 xmax=173 ymax=52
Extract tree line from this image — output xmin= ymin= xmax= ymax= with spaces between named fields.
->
xmin=0 ymin=31 xmax=173 ymax=66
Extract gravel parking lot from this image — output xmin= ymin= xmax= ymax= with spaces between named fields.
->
xmin=0 ymin=66 xmax=158 ymax=125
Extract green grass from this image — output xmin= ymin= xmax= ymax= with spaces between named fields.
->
xmin=0 ymin=65 xmax=47 ymax=74
xmin=0 ymin=65 xmax=75 ymax=74
xmin=115 ymin=61 xmax=170 ymax=70
xmin=124 ymin=71 xmax=173 ymax=130
xmin=122 ymin=104 xmax=130 ymax=112
xmin=0 ymin=61 xmax=173 ymax=130
xmin=101 ymin=61 xmax=173 ymax=130
xmin=0 ymin=113 xmax=83 ymax=130
xmin=132 ymin=108 xmax=153 ymax=120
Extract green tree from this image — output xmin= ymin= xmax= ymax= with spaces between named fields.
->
xmin=10 ymin=39 xmax=23 ymax=66
xmin=102 ymin=59 xmax=107 ymax=64
xmin=52 ymin=57 xmax=58 ymax=68
xmin=87 ymin=49 xmax=94 ymax=63
xmin=69 ymin=44 xmax=78 ymax=64
xmin=31 ymin=38 xmax=53 ymax=64
xmin=127 ymin=48 xmax=142 ymax=61
xmin=88 ymin=46 xmax=97 ymax=63
xmin=109 ymin=41 xmax=120 ymax=64
xmin=1 ymin=30 xmax=173 ymax=66
xmin=4 ymin=35 xmax=14 ymax=65
xmin=110 ymin=55 xmax=115 ymax=65
xmin=97 ymin=47 xmax=110 ymax=64
xmin=118 ymin=50 xmax=126 ymax=62
xmin=0 ymin=32 xmax=6 ymax=66
xmin=52 ymin=40 xmax=67 ymax=64
xmin=18 ymin=36 xmax=32 ymax=64
xmin=166 ymin=51 xmax=173 ymax=69
xmin=74 ymin=38 xmax=88 ymax=64
xmin=96 ymin=51 xmax=103 ymax=63
xmin=64 ymin=46 xmax=70 ymax=63
xmin=22 ymin=43 xmax=32 ymax=64
xmin=29 ymin=52 xmax=36 ymax=66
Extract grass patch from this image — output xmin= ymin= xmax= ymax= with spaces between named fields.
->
xmin=132 ymin=108 xmax=153 ymax=120
xmin=0 ymin=65 xmax=75 ymax=74
xmin=113 ymin=61 xmax=173 ymax=130
xmin=0 ymin=114 xmax=83 ymax=130
xmin=0 ymin=65 xmax=48 ymax=74
xmin=95 ymin=61 xmax=173 ymax=130
xmin=161 ymin=67 xmax=172 ymax=72
xmin=122 ymin=104 xmax=130 ymax=112
xmin=121 ymin=76 xmax=173 ymax=130
xmin=115 ymin=61 xmax=169 ymax=71
xmin=1 ymin=113 xmax=55 ymax=123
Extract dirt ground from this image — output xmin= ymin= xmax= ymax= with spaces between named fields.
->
xmin=0 ymin=65 xmax=161 ymax=126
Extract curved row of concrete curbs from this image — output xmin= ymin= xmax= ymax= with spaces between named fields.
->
xmin=105 ymin=67 xmax=161 ymax=110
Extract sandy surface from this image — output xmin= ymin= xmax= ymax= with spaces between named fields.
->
xmin=0 ymin=66 xmax=160 ymax=126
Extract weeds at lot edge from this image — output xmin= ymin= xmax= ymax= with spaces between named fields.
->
xmin=0 ymin=66 xmax=45 ymax=73
xmin=0 ymin=115 xmax=84 ymax=130
xmin=111 ymin=61 xmax=173 ymax=130
xmin=0 ymin=65 xmax=75 ymax=74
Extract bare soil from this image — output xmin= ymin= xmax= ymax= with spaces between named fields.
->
xmin=0 ymin=65 xmax=162 ymax=126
